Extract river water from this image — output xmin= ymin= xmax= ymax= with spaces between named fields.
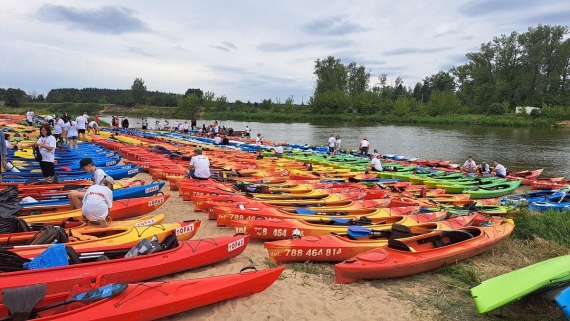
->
xmin=99 ymin=116 xmax=570 ymax=178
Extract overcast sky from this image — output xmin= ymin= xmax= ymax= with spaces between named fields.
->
xmin=1 ymin=0 xmax=568 ymax=103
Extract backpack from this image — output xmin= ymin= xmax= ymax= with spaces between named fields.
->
xmin=33 ymin=146 xmax=42 ymax=162
xmin=0 ymin=250 xmax=31 ymax=272
xmin=27 ymin=226 xmax=69 ymax=245
xmin=0 ymin=217 xmax=31 ymax=234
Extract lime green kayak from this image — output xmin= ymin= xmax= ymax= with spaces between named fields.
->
xmin=437 ymin=177 xmax=505 ymax=194
xmin=462 ymin=180 xmax=521 ymax=199
xmin=471 ymin=254 xmax=570 ymax=313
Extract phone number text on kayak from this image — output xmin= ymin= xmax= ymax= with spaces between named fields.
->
xmin=271 ymin=248 xmax=343 ymax=257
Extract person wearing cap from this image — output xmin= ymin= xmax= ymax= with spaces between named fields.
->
xmin=53 ymin=114 xmax=66 ymax=147
xmin=82 ymin=175 xmax=114 ymax=226
xmin=68 ymin=158 xmax=108 ymax=210
xmin=184 ymin=149 xmax=210 ymax=180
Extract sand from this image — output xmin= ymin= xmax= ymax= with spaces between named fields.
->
xmin=140 ymin=171 xmax=427 ymax=321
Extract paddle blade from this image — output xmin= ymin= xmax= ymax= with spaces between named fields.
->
xmin=347 ymin=225 xmax=372 ymax=238
xmin=295 ymin=208 xmax=316 ymax=215
xmin=329 ymin=218 xmax=351 ymax=225
xmin=75 ymin=283 xmax=128 ymax=301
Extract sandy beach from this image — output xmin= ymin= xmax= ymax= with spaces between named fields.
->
xmin=142 ymin=170 xmax=431 ymax=321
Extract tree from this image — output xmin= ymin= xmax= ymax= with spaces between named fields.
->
xmin=185 ymin=88 xmax=203 ymax=99
xmin=131 ymin=78 xmax=147 ymax=105
xmin=394 ymin=97 xmax=411 ymax=115
xmin=214 ymin=96 xmax=228 ymax=112
xmin=202 ymin=91 xmax=215 ymax=112
xmin=314 ymin=56 xmax=347 ymax=94
xmin=346 ymin=62 xmax=370 ymax=98
xmin=177 ymin=94 xmax=200 ymax=118
xmin=4 ymin=88 xmax=22 ymax=107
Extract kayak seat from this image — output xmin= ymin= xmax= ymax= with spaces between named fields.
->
xmin=389 ymin=224 xmax=413 ymax=240
xmin=387 ymin=238 xmax=416 ymax=252
xmin=441 ymin=230 xmax=473 ymax=245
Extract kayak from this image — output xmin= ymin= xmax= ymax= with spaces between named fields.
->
xmin=8 ymin=220 xmax=201 ymax=258
xmin=0 ymin=235 xmax=250 ymax=301
xmin=0 ymin=266 xmax=283 ymax=321
xmin=0 ymin=214 xmax=166 ymax=244
xmin=471 ymin=254 xmax=570 ymax=314
xmin=21 ymin=194 xmax=170 ymax=225
xmin=231 ymin=211 xmax=448 ymax=241
xmin=335 ymin=219 xmax=514 ymax=283
xmin=215 ymin=205 xmax=421 ymax=227
xmin=462 ymin=180 xmax=521 ymax=199
xmin=264 ymin=215 xmax=476 ymax=263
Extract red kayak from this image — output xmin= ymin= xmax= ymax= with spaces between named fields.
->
xmin=0 ymin=267 xmax=284 ymax=320
xmin=0 ymin=235 xmax=249 ymax=301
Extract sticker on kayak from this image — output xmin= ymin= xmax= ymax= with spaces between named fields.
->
xmin=147 ymin=198 xmax=165 ymax=206
xmin=106 ymin=161 xmax=116 ymax=166
xmin=128 ymin=169 xmax=139 ymax=175
xmin=175 ymin=224 xmax=195 ymax=235
xmin=228 ymin=238 xmax=245 ymax=252
xmin=238 ymin=204 xmax=245 ymax=210
xmin=145 ymin=186 xmax=160 ymax=194
xmin=135 ymin=218 xmax=157 ymax=226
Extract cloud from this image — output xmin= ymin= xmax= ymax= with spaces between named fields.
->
xmin=37 ymin=5 xmax=150 ymax=34
xmin=212 ymin=42 xmax=238 ymax=52
xmin=172 ymin=46 xmax=186 ymax=52
xmin=516 ymin=10 xmax=570 ymax=27
xmin=258 ymin=42 xmax=310 ymax=52
xmin=127 ymin=47 xmax=155 ymax=57
xmin=459 ymin=0 xmax=537 ymax=16
xmin=303 ymin=16 xmax=368 ymax=36
xmin=383 ymin=47 xmax=454 ymax=56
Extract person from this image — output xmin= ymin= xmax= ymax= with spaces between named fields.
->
xmin=477 ymin=161 xmax=490 ymax=176
xmin=492 ymin=160 xmax=507 ymax=178
xmin=0 ymin=125 xmax=7 ymax=183
xmin=62 ymin=112 xmax=70 ymax=124
xmin=69 ymin=158 xmax=108 ymax=210
xmin=214 ymin=134 xmax=222 ymax=145
xmin=141 ymin=118 xmax=148 ymax=130
xmin=76 ymin=113 xmax=88 ymax=141
xmin=256 ymin=133 xmax=263 ymax=154
xmin=334 ymin=135 xmax=341 ymax=155
xmin=221 ymin=136 xmax=230 ymax=145
xmin=462 ymin=156 xmax=477 ymax=173
xmin=65 ymin=118 xmax=79 ymax=150
xmin=122 ymin=117 xmax=129 ymax=129
xmin=44 ymin=114 xmax=54 ymax=127
xmin=371 ymin=149 xmax=380 ymax=158
xmin=88 ymin=120 xmax=99 ymax=134
xmin=26 ymin=109 xmax=34 ymax=126
xmin=81 ymin=175 xmax=114 ymax=226
xmin=201 ymin=124 xmax=207 ymax=136
xmin=94 ymin=114 xmax=99 ymax=124
xmin=191 ymin=118 xmax=197 ymax=130
xmin=327 ymin=134 xmax=336 ymax=155
xmin=274 ymin=144 xmax=284 ymax=158
xmin=183 ymin=121 xmax=189 ymax=133
xmin=184 ymin=149 xmax=210 ymax=180
xmin=366 ymin=154 xmax=383 ymax=172
xmin=53 ymin=114 xmax=66 ymax=147
xmin=35 ymin=124 xmax=57 ymax=183
xmin=359 ymin=138 xmax=370 ymax=157
xmin=245 ymin=126 xmax=251 ymax=138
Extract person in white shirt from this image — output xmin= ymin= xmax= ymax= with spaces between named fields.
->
xmin=359 ymin=138 xmax=370 ymax=157
xmin=274 ymin=144 xmax=284 ymax=158
xmin=184 ymin=149 xmax=210 ymax=179
xmin=75 ymin=114 xmax=88 ymax=141
xmin=245 ymin=126 xmax=251 ymax=138
xmin=214 ymin=134 xmax=222 ymax=144
xmin=26 ymin=109 xmax=34 ymax=126
xmin=462 ymin=156 xmax=477 ymax=173
xmin=492 ymin=160 xmax=507 ymax=178
xmin=327 ymin=134 xmax=336 ymax=155
xmin=44 ymin=115 xmax=53 ymax=127
xmin=88 ymin=120 xmax=99 ymax=134
xmin=52 ymin=114 xmax=66 ymax=146
xmin=35 ymin=124 xmax=57 ymax=183
xmin=82 ymin=176 xmax=114 ymax=226
xmin=256 ymin=133 xmax=263 ymax=154
xmin=366 ymin=155 xmax=383 ymax=172
xmin=183 ymin=121 xmax=189 ymax=133
xmin=334 ymin=135 xmax=341 ymax=155
xmin=69 ymin=158 xmax=108 ymax=210
xmin=66 ymin=120 xmax=79 ymax=150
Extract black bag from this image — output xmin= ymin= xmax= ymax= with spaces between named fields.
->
xmin=33 ymin=146 xmax=42 ymax=162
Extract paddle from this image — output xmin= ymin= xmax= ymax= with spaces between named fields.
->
xmin=295 ymin=207 xmax=316 ymax=215
xmin=558 ymin=188 xmax=569 ymax=203
xmin=347 ymin=226 xmax=389 ymax=238
xmin=1 ymin=283 xmax=127 ymax=321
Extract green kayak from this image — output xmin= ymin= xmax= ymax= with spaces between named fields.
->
xmin=437 ymin=177 xmax=505 ymax=194
xmin=471 ymin=254 xmax=570 ymax=313
xmin=462 ymin=180 xmax=521 ymax=199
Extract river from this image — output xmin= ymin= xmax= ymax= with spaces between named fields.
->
xmin=99 ymin=116 xmax=570 ymax=178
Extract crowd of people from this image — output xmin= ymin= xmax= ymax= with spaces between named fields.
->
xmin=461 ymin=156 xmax=507 ymax=177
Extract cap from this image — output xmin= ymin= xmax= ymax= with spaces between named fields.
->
xmin=79 ymin=158 xmax=93 ymax=168
xmin=100 ymin=175 xmax=115 ymax=186
xmin=193 ymin=149 xmax=202 ymax=155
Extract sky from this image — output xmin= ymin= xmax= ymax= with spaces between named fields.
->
xmin=1 ymin=0 xmax=569 ymax=103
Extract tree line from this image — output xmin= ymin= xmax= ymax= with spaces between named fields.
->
xmin=2 ymin=25 xmax=568 ymax=121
